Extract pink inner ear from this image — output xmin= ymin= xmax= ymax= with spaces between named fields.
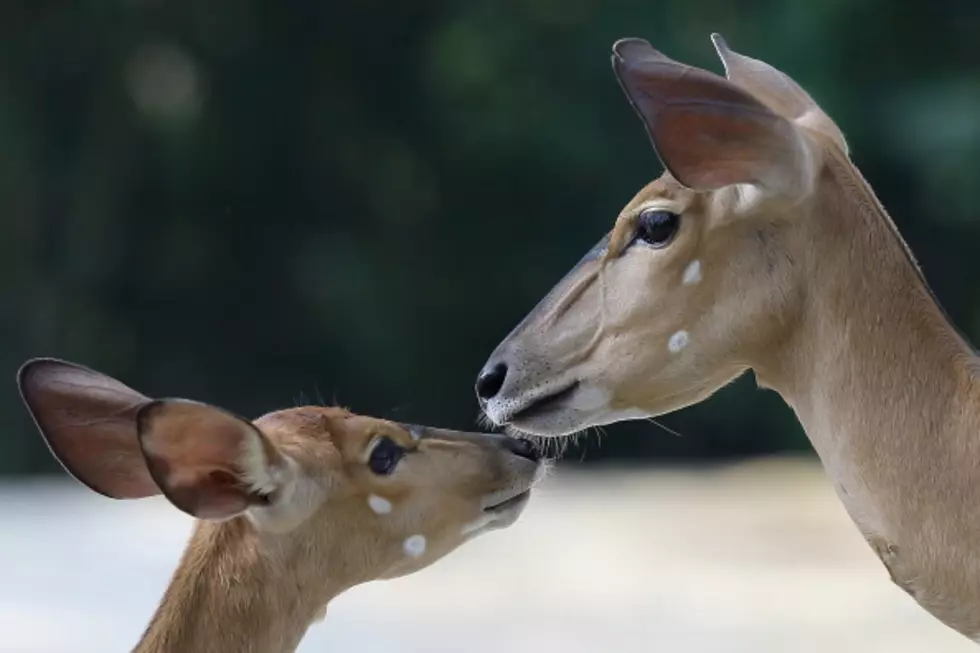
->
xmin=136 ymin=399 xmax=278 ymax=520
xmin=612 ymin=38 xmax=805 ymax=193
xmin=56 ymin=417 xmax=159 ymax=498
xmin=652 ymin=105 xmax=797 ymax=190
xmin=151 ymin=463 xmax=252 ymax=520
xmin=18 ymin=358 xmax=160 ymax=499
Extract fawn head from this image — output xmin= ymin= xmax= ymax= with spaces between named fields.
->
xmin=476 ymin=34 xmax=849 ymax=437
xmin=19 ymin=358 xmax=544 ymax=587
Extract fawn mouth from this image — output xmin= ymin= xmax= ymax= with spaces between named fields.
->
xmin=484 ymin=489 xmax=531 ymax=513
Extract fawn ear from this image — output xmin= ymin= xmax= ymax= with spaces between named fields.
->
xmin=17 ymin=358 xmax=159 ymax=499
xmin=136 ymin=399 xmax=293 ymax=521
xmin=611 ymin=38 xmax=812 ymax=198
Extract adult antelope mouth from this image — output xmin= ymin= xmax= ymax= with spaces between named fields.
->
xmin=507 ymin=382 xmax=580 ymax=424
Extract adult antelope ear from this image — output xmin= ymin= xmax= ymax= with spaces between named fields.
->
xmin=17 ymin=358 xmax=159 ymax=499
xmin=136 ymin=399 xmax=294 ymax=521
xmin=710 ymin=33 xmax=848 ymax=155
xmin=611 ymin=37 xmax=813 ymax=198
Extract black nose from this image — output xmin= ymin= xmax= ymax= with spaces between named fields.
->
xmin=475 ymin=362 xmax=508 ymax=401
xmin=502 ymin=436 xmax=541 ymax=462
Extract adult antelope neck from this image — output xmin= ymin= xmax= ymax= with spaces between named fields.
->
xmin=761 ymin=141 xmax=980 ymax=636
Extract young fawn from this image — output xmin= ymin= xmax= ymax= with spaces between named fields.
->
xmin=19 ymin=357 xmax=545 ymax=653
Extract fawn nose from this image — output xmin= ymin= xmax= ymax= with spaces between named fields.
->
xmin=475 ymin=362 xmax=508 ymax=401
xmin=502 ymin=436 xmax=540 ymax=462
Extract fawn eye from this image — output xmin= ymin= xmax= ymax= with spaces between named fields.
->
xmin=635 ymin=209 xmax=680 ymax=248
xmin=368 ymin=437 xmax=404 ymax=475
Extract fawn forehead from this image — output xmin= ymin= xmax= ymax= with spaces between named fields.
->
xmin=255 ymin=406 xmax=410 ymax=454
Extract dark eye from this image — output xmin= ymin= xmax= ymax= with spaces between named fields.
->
xmin=635 ymin=209 xmax=680 ymax=248
xmin=368 ymin=437 xmax=404 ymax=475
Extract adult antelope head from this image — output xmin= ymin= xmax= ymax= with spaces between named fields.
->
xmin=476 ymin=34 xmax=845 ymax=436
xmin=476 ymin=33 xmax=980 ymax=642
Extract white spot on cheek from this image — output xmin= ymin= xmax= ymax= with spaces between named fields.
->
xmin=682 ymin=260 xmax=701 ymax=285
xmin=368 ymin=494 xmax=392 ymax=514
xmin=409 ymin=427 xmax=422 ymax=441
xmin=403 ymin=534 xmax=426 ymax=558
xmin=668 ymin=330 xmax=690 ymax=353
xmin=569 ymin=386 xmax=609 ymax=411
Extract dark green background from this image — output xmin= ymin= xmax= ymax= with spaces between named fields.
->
xmin=3 ymin=1 xmax=979 ymax=475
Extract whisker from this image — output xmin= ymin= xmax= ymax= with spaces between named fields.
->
xmin=644 ymin=417 xmax=684 ymax=438
xmin=594 ymin=424 xmax=609 ymax=449
xmin=388 ymin=401 xmax=413 ymax=415
xmin=313 ymin=384 xmax=326 ymax=407
xmin=475 ymin=411 xmax=499 ymax=432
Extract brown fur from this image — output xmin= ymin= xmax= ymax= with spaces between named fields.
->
xmin=478 ymin=34 xmax=980 ymax=641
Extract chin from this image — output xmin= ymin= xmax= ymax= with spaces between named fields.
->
xmin=464 ymin=491 xmax=533 ymax=539
xmin=464 ymin=458 xmax=548 ymax=539
xmin=507 ymin=412 xmax=587 ymax=438
xmin=507 ymin=404 xmax=650 ymax=440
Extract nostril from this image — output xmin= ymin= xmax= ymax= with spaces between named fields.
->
xmin=504 ymin=436 xmax=541 ymax=462
xmin=475 ymin=362 xmax=508 ymax=401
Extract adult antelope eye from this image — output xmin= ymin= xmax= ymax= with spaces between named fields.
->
xmin=635 ymin=209 xmax=680 ymax=248
xmin=368 ymin=437 xmax=404 ymax=475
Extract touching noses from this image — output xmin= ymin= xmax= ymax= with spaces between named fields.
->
xmin=475 ymin=361 xmax=508 ymax=401
xmin=501 ymin=434 xmax=540 ymax=461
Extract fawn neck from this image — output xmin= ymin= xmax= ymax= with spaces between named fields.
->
xmin=133 ymin=518 xmax=338 ymax=653
xmin=759 ymin=148 xmax=980 ymax=549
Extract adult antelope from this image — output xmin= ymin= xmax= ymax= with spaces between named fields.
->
xmin=475 ymin=34 xmax=980 ymax=641
xmin=19 ymin=357 xmax=544 ymax=653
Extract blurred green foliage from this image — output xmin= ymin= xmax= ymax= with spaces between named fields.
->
xmin=3 ymin=0 xmax=980 ymax=475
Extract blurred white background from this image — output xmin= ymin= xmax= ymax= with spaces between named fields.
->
xmin=1 ymin=458 xmax=973 ymax=653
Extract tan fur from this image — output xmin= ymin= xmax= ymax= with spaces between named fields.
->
xmin=18 ymin=360 xmax=542 ymax=653
xmin=478 ymin=35 xmax=980 ymax=641
xmin=136 ymin=409 xmax=541 ymax=653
